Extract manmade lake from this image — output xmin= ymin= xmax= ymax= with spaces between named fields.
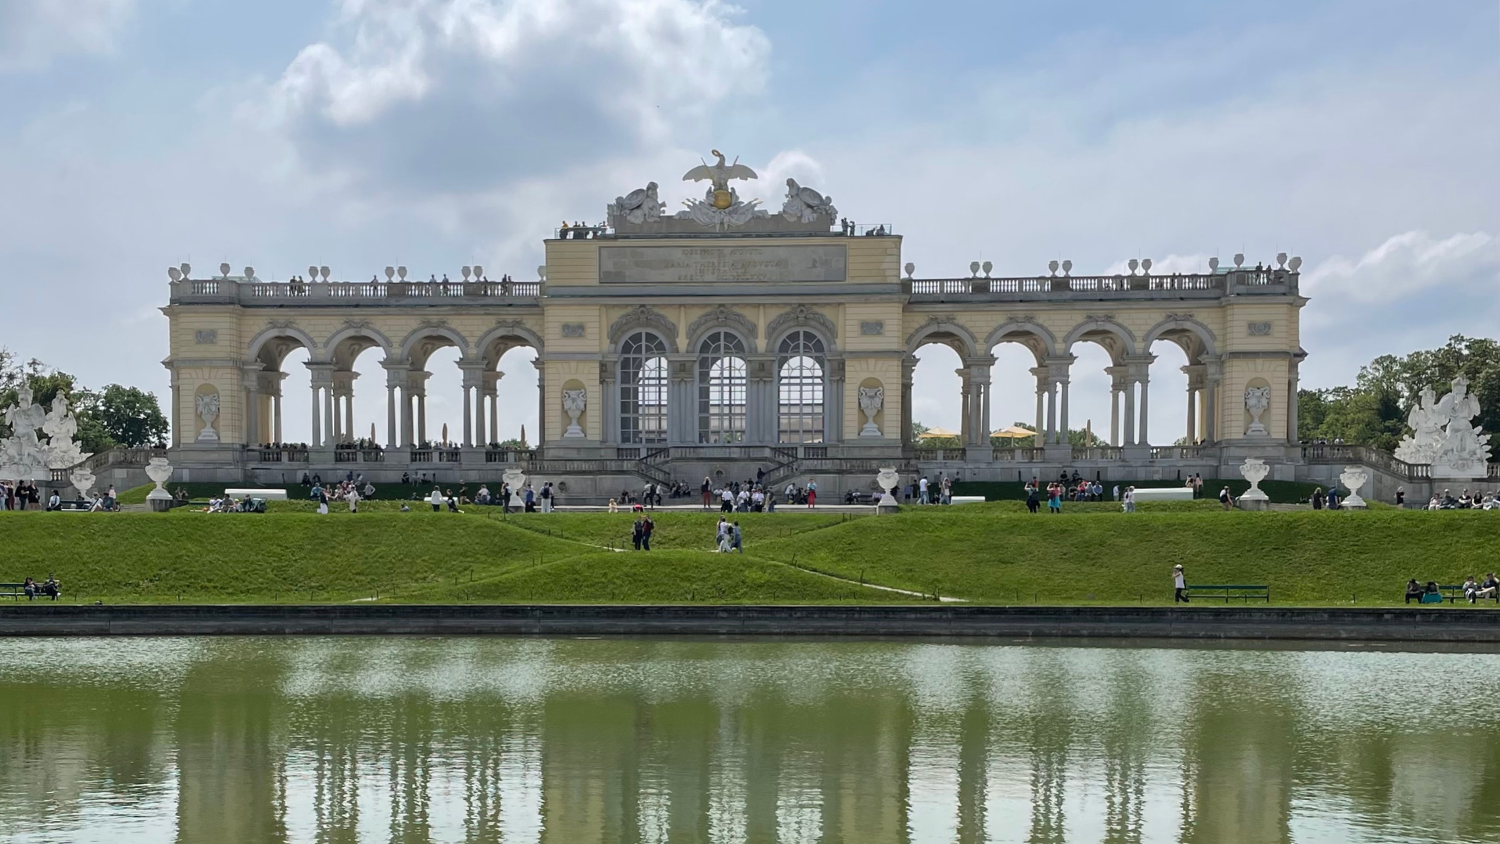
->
xmin=0 ymin=637 xmax=1497 ymax=844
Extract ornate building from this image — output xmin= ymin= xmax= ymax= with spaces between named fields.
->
xmin=161 ymin=153 xmax=1321 ymax=499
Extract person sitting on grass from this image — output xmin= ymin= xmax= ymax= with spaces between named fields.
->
xmin=1219 ymin=487 xmax=1232 ymax=510
xmin=446 ymin=490 xmax=459 ymax=513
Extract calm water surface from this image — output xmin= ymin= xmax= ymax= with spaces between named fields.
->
xmin=0 ymin=637 xmax=1497 ymax=844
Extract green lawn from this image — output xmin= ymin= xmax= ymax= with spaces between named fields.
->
xmin=2 ymin=504 xmax=1495 ymax=606
xmin=753 ymin=503 xmax=1500 ymax=604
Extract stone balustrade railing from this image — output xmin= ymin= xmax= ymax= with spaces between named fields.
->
xmin=171 ymin=279 xmax=541 ymax=306
xmin=905 ymin=268 xmax=1295 ymax=300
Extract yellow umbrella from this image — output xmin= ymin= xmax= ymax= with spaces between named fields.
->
xmin=917 ymin=426 xmax=960 ymax=440
xmin=989 ymin=425 xmax=1035 ymax=440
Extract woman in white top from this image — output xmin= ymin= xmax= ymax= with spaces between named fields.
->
xmin=429 ymin=487 xmax=444 ymax=512
xmin=1173 ymin=565 xmax=1189 ymax=603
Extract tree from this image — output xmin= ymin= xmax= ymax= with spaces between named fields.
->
xmin=86 ymin=384 xmax=169 ymax=448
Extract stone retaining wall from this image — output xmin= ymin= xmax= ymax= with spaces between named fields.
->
xmin=1 ymin=605 xmax=1497 ymax=642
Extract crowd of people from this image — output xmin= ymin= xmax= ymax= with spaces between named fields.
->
xmin=2 ymin=480 xmax=120 ymax=512
xmin=1419 ymin=488 xmax=1498 ymax=510
xmin=1405 ymin=574 xmax=1500 ymax=604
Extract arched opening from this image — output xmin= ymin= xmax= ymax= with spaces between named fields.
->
xmin=330 ymin=335 xmax=389 ymax=447
xmin=698 ymin=330 xmax=748 ymax=444
xmin=1067 ymin=342 xmax=1116 ymax=447
xmin=986 ymin=339 xmax=1046 ymax=448
xmin=475 ymin=332 xmax=542 ymax=449
xmin=250 ymin=335 xmax=313 ymax=447
xmin=910 ymin=341 xmax=963 ymax=445
xmin=403 ymin=333 xmax=465 ymax=448
xmin=619 ymin=331 xmax=669 ymax=445
xmin=777 ymin=331 xmax=826 ymax=443
xmin=1144 ymin=339 xmax=1193 ymax=446
xmin=492 ymin=346 xmax=540 ymax=447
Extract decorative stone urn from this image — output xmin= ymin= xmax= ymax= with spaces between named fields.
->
xmin=1339 ymin=465 xmax=1369 ymax=509
xmin=858 ymin=387 xmax=884 ymax=437
xmin=562 ymin=389 xmax=586 ymax=438
xmin=875 ymin=466 xmax=901 ymax=514
xmin=195 ymin=392 xmax=221 ymax=443
xmin=145 ymin=456 xmax=174 ymax=511
xmin=502 ymin=467 xmax=527 ymax=509
xmin=1237 ymin=457 xmax=1270 ymax=511
xmin=69 ymin=467 xmax=96 ymax=501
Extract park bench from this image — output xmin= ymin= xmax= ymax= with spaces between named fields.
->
xmin=0 ymin=583 xmax=23 ymax=600
xmin=1439 ymin=584 xmax=1500 ymax=604
xmin=1186 ymin=584 xmax=1270 ymax=603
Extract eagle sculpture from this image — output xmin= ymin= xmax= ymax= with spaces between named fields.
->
xmin=682 ymin=150 xmax=757 ymax=191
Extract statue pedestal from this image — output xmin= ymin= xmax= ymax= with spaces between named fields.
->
xmin=147 ymin=489 xmax=173 ymax=512
xmin=1237 ymin=492 xmax=1269 ymax=511
xmin=876 ymin=492 xmax=901 ymax=514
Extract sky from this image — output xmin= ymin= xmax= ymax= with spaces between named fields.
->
xmin=1 ymin=0 xmax=1496 ymax=445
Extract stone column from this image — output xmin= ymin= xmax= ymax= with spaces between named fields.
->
xmin=385 ymin=384 xmax=397 ymax=447
xmin=1182 ymin=364 xmax=1205 ymax=445
xmin=747 ymin=356 xmax=775 ymax=445
xmin=667 ymin=358 xmax=695 ymax=445
xmin=1123 ymin=380 xmax=1137 ymax=445
xmin=900 ymin=354 xmax=917 ymax=445
xmin=826 ymin=358 xmax=845 ymax=445
xmin=957 ymin=368 xmax=971 ymax=445
xmin=1286 ymin=358 xmax=1302 ymax=443
xmin=1121 ymin=354 xmax=1155 ymax=448
xmin=307 ymin=361 xmax=335 ymax=447
xmin=241 ymin=368 xmax=261 ymax=446
xmin=1105 ymin=366 xmax=1126 ymax=447
xmin=1137 ymin=375 xmax=1150 ymax=446
xmin=459 ymin=362 xmax=484 ymax=449
xmin=417 ymin=394 xmax=427 ymax=444
xmin=1042 ymin=355 xmax=1075 ymax=448
xmin=1030 ymin=365 xmax=1049 ymax=443
xmin=272 ymin=393 xmax=282 ymax=444
xmin=1202 ymin=354 xmax=1222 ymax=443
xmin=170 ymin=377 xmax=181 ymax=447
xmin=473 ymin=386 xmax=485 ymax=448
xmin=532 ymin=358 xmax=546 ymax=448
xmin=1046 ymin=381 xmax=1059 ymax=443
xmin=598 ymin=361 xmax=617 ymax=445
xmin=484 ymin=371 xmax=502 ymax=445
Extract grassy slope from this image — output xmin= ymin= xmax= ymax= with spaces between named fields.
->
xmin=481 ymin=510 xmax=862 ymax=551
xmin=0 ymin=511 xmax=579 ymax=601
xmin=405 ymin=550 xmax=908 ymax=604
xmin=753 ymin=504 xmax=1500 ymax=605
xmin=5 ymin=504 xmax=1496 ymax=606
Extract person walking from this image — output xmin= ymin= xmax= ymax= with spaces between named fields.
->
xmin=731 ymin=521 xmax=743 ymax=553
xmin=918 ymin=476 xmax=930 ymax=505
xmin=317 ymin=485 xmax=330 ymax=515
xmin=540 ymin=482 xmax=553 ymax=513
xmin=806 ymin=480 xmax=817 ymax=508
xmin=641 ymin=515 xmax=654 ymax=551
xmin=1026 ymin=482 xmax=1039 ymax=514
xmin=1047 ymin=482 xmax=1062 ymax=514
xmin=702 ymin=477 xmax=712 ymax=510
xmin=428 ymin=486 xmax=443 ymax=512
xmin=1173 ymin=565 xmax=1190 ymax=603
xmin=1311 ymin=487 xmax=1325 ymax=510
xmin=632 ymin=516 xmax=645 ymax=551
xmin=1122 ymin=485 xmax=1136 ymax=513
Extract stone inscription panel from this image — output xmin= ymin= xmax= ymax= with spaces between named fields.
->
xmin=600 ymin=245 xmax=847 ymax=284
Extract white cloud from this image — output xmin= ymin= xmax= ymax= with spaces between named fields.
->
xmin=0 ymin=0 xmax=137 ymax=71
xmin=249 ymin=0 xmax=771 ymax=193
xmin=1301 ymin=230 xmax=1496 ymax=306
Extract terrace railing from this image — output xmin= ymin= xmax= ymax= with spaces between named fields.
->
xmin=906 ymin=268 xmax=1295 ymax=302
xmin=171 ymin=278 xmax=541 ymax=306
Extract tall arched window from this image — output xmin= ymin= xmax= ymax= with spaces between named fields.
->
xmin=697 ymin=331 xmax=747 ymax=443
xmin=620 ymin=331 xmax=668 ymax=444
xmin=777 ymin=331 xmax=826 ymax=443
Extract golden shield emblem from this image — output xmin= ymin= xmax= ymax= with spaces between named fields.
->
xmin=711 ymin=189 xmax=733 ymax=209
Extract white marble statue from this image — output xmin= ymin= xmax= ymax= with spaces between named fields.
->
xmin=1238 ymin=457 xmax=1270 ymax=501
xmin=502 ymin=467 xmax=527 ymax=509
xmin=1394 ymin=386 xmax=1444 ymax=464
xmin=562 ymin=389 xmax=587 ymax=438
xmin=607 ymin=181 xmax=663 ymax=227
xmin=1244 ymin=386 xmax=1271 ymax=436
xmin=858 ymin=387 xmax=884 ymax=437
xmin=0 ymin=385 xmax=50 ymax=479
xmin=195 ymin=391 xmax=221 ymax=442
xmin=780 ymin=178 xmax=837 ymax=224
xmin=1431 ymin=376 xmax=1492 ymax=479
xmin=1339 ymin=465 xmax=1369 ymax=508
xmin=41 ymin=394 xmax=89 ymax=469
xmin=1 ymin=386 xmax=91 ymax=479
